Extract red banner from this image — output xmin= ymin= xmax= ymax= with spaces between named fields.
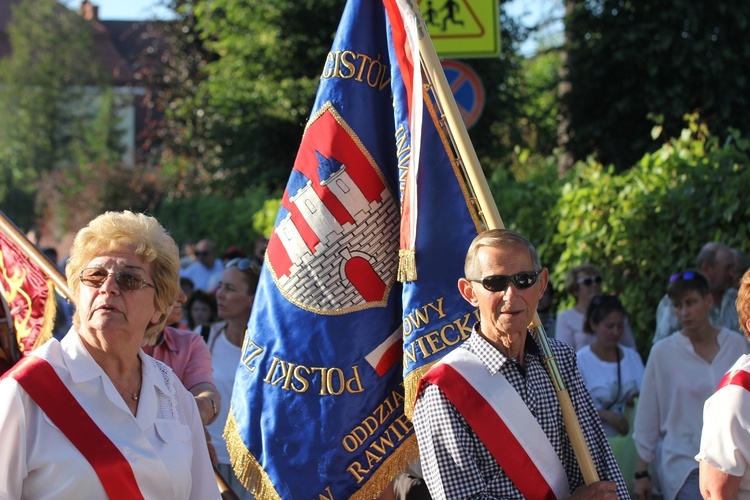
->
xmin=0 ymin=213 xmax=60 ymax=360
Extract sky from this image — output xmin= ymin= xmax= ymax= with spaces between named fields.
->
xmin=61 ymin=0 xmax=175 ymax=20
xmin=61 ymin=0 xmax=561 ymax=55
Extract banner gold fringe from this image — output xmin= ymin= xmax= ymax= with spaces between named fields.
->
xmin=403 ymin=362 xmax=437 ymax=420
xmin=224 ymin=407 xmax=420 ymax=499
xmin=224 ymin=410 xmax=282 ymax=499
xmin=397 ymin=249 xmax=417 ymax=283
xmin=32 ymin=280 xmax=57 ymax=350
xmin=350 ymin=434 xmax=419 ymax=500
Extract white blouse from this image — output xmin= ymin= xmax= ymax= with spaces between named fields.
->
xmin=633 ymin=328 xmax=748 ymax=500
xmin=0 ymin=331 xmax=219 ymax=499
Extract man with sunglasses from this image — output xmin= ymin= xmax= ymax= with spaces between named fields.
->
xmin=412 ymin=229 xmax=627 ymax=499
xmin=180 ymin=239 xmax=225 ymax=292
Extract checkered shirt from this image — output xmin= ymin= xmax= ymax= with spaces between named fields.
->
xmin=413 ymin=325 xmax=629 ymax=499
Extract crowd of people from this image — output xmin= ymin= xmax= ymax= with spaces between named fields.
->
xmin=2 ymin=210 xmax=750 ymax=499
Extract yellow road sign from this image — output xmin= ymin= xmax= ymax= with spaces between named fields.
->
xmin=418 ymin=0 xmax=500 ymax=58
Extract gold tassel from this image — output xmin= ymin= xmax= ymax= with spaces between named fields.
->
xmin=33 ymin=280 xmax=58 ymax=350
xmin=224 ymin=410 xmax=282 ymax=499
xmin=397 ymin=249 xmax=417 ymax=282
xmin=403 ymin=363 xmax=434 ymax=420
xmin=350 ymin=434 xmax=420 ymax=500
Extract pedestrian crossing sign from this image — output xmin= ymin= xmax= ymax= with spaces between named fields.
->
xmin=418 ymin=0 xmax=501 ymax=58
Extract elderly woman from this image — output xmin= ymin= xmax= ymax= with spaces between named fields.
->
xmin=0 ymin=211 xmax=218 ymax=499
xmin=697 ymin=269 xmax=750 ymax=497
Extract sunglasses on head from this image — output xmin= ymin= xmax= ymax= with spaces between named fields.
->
xmin=226 ymin=257 xmax=260 ymax=273
xmin=471 ymin=270 xmax=540 ymax=292
xmin=577 ymin=275 xmax=602 ymax=286
xmin=670 ymin=271 xmax=697 ymax=283
xmin=79 ymin=268 xmax=155 ymax=292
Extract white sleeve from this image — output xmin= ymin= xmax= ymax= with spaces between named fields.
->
xmin=633 ymin=347 xmax=662 ymax=462
xmin=697 ymin=387 xmax=750 ymax=477
xmin=0 ymin=379 xmax=27 ymax=499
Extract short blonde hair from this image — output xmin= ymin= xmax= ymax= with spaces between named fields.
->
xmin=66 ymin=211 xmax=180 ymax=343
xmin=464 ymin=229 xmax=540 ymax=279
xmin=737 ymin=269 xmax=750 ymax=340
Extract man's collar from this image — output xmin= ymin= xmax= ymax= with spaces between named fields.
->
xmin=468 ymin=323 xmax=541 ymax=373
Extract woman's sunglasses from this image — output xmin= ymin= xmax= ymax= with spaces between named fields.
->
xmin=79 ymin=268 xmax=154 ymax=292
xmin=577 ymin=276 xmax=602 ymax=286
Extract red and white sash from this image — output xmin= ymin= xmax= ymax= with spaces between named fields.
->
xmin=420 ymin=348 xmax=570 ymax=499
xmin=3 ymin=355 xmax=145 ymax=500
xmin=717 ymin=364 xmax=750 ymax=392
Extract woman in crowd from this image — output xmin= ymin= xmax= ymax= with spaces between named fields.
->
xmin=557 ymin=264 xmax=636 ymax=351
xmin=186 ymin=289 xmax=218 ymax=342
xmin=206 ymin=257 xmax=260 ymax=499
xmin=0 ymin=211 xmax=218 ymax=499
xmin=578 ymin=294 xmax=644 ymax=434
xmin=697 ymin=269 xmax=750 ymax=497
xmin=633 ymin=271 xmax=748 ymax=500
xmin=577 ymin=294 xmax=644 ymax=492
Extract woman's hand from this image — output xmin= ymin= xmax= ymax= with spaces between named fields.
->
xmin=633 ymin=476 xmax=652 ymax=500
xmin=626 ymin=392 xmax=639 ymax=407
xmin=598 ymin=409 xmax=629 ymax=435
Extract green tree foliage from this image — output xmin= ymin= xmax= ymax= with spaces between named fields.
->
xmin=184 ymin=0 xmax=346 ymax=193
xmin=561 ymin=0 xmax=750 ymax=171
xmin=504 ymin=115 xmax=750 ymax=356
xmin=155 ymin=187 xmax=280 ymax=254
xmin=0 ymin=0 xmax=152 ymax=233
xmin=150 ymin=0 xmax=539 ymax=196
xmin=0 ymin=0 xmax=106 ymax=227
xmin=136 ymin=2 xmax=220 ymax=197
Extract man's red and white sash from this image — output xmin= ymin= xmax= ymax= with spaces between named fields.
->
xmin=420 ymin=348 xmax=570 ymax=499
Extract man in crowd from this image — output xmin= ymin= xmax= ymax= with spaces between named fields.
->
xmin=412 ymin=229 xmax=626 ymax=498
xmin=180 ymin=239 xmax=224 ymax=292
xmin=652 ymin=241 xmax=739 ymax=344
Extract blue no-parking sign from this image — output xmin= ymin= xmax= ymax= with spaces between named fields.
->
xmin=440 ymin=60 xmax=485 ymax=129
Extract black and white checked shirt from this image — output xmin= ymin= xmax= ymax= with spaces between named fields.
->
xmin=413 ymin=326 xmax=629 ymax=499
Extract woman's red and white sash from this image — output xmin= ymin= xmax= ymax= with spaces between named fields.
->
xmin=4 ymin=355 xmax=145 ymax=499
xmin=717 ymin=364 xmax=750 ymax=392
xmin=420 ymin=348 xmax=570 ymax=499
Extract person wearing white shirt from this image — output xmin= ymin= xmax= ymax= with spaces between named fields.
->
xmin=557 ymin=264 xmax=636 ymax=351
xmin=697 ymin=269 xmax=750 ymax=498
xmin=180 ymin=239 xmax=224 ymax=292
xmin=633 ymin=270 xmax=748 ymax=500
xmin=652 ymin=242 xmax=739 ymax=345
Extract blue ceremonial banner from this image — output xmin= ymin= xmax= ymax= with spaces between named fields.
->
xmin=226 ymin=0 xmax=483 ymax=497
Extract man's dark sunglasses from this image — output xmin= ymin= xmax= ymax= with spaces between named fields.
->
xmin=471 ymin=270 xmax=540 ymax=292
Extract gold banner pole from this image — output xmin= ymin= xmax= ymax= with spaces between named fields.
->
xmin=403 ymin=0 xmax=600 ymax=485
